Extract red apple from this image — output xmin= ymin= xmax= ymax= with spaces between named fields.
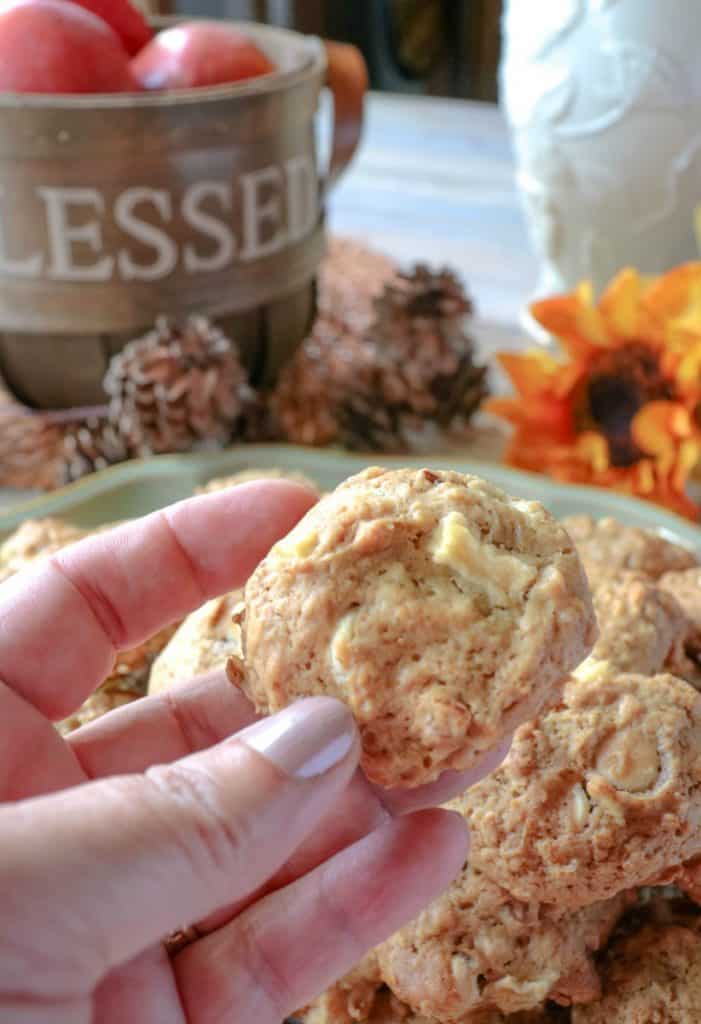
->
xmin=131 ymin=21 xmax=276 ymax=91
xmin=0 ymin=0 xmax=139 ymax=93
xmin=64 ymin=0 xmax=152 ymax=57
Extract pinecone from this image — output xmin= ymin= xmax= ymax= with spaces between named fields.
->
xmin=104 ymin=316 xmax=256 ymax=456
xmin=318 ymin=236 xmax=399 ymax=334
xmin=60 ymin=416 xmax=130 ymax=484
xmin=0 ymin=395 xmax=65 ymax=490
xmin=364 ymin=265 xmax=488 ymax=429
xmin=271 ymin=316 xmax=376 ymax=446
xmin=273 ymin=265 xmax=488 ymax=452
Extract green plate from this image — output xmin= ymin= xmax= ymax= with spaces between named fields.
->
xmin=1 ymin=445 xmax=700 ymax=553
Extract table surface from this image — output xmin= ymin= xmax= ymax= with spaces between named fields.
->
xmin=328 ymin=92 xmax=538 ymax=328
xmin=1 ymin=93 xmax=536 ymax=508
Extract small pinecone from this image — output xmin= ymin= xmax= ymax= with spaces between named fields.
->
xmin=0 ymin=396 xmax=65 ymax=490
xmin=318 ymin=236 xmax=399 ymax=333
xmin=274 ymin=265 xmax=488 ymax=452
xmin=104 ymin=316 xmax=255 ymax=456
xmin=271 ymin=316 xmax=379 ymax=446
xmin=364 ymin=264 xmax=488 ymax=429
xmin=60 ymin=416 xmax=130 ymax=484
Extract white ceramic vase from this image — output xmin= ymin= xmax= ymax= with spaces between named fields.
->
xmin=500 ymin=0 xmax=701 ymax=296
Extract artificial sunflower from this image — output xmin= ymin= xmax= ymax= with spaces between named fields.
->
xmin=487 ymin=264 xmax=701 ymax=520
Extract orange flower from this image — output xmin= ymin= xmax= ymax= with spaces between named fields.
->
xmin=487 ymin=265 xmax=701 ymax=519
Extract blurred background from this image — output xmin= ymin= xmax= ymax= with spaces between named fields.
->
xmin=138 ymin=0 xmax=501 ymax=101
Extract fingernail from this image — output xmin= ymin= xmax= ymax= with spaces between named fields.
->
xmin=237 ymin=697 xmax=357 ymax=780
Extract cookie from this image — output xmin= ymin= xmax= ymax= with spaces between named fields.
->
xmin=300 ymin=984 xmax=553 ymax=1024
xmin=148 ymin=591 xmax=243 ymax=696
xmin=376 ymin=860 xmax=632 ymax=1019
xmin=195 ymin=468 xmax=320 ymax=496
xmin=571 ymin=922 xmax=701 ymax=1023
xmin=659 ymin=568 xmax=701 ymax=676
xmin=298 ymin=954 xmax=384 ymax=1024
xmin=0 ymin=517 xmax=87 ymax=581
xmin=586 ymin=572 xmax=690 ymax=678
xmin=57 ymin=678 xmax=142 ymax=735
xmin=561 ymin=515 xmax=697 ymax=579
xmin=463 ymin=669 xmax=701 ymax=910
xmin=241 ymin=467 xmax=596 ymax=787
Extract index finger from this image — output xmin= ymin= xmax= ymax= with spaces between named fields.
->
xmin=0 ymin=481 xmax=316 ymax=720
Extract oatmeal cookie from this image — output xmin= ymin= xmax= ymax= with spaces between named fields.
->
xmin=0 ymin=517 xmax=87 ymax=581
xmin=57 ymin=680 xmax=143 ymax=735
xmin=586 ymin=572 xmax=690 ymax=678
xmin=376 ymin=860 xmax=632 ymax=1019
xmin=300 ymin=985 xmax=553 ymax=1024
xmin=659 ymin=567 xmax=701 ymax=675
xmin=195 ymin=468 xmax=320 ymax=496
xmin=148 ymin=591 xmax=243 ymax=695
xmin=571 ymin=922 xmax=701 ymax=1023
xmin=561 ymin=515 xmax=697 ymax=579
xmin=241 ymin=467 xmax=596 ymax=787
xmin=463 ymin=669 xmax=701 ymax=910
xmin=299 ymin=954 xmax=384 ymax=1024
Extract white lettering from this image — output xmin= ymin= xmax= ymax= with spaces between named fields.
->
xmin=115 ymin=188 xmax=178 ymax=281
xmin=239 ymin=165 xmax=287 ymax=261
xmin=182 ymin=181 xmax=236 ymax=273
xmin=285 ymin=155 xmax=318 ymax=243
xmin=39 ymin=187 xmax=113 ymax=282
xmin=0 ymin=188 xmax=42 ymax=278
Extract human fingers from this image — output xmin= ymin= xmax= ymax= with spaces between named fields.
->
xmin=70 ymin=674 xmax=508 ymax=937
xmin=175 ymin=809 xmax=469 ymax=1024
xmin=193 ymin=736 xmax=511 ymax=934
xmin=0 ymin=698 xmax=358 ymax=999
xmin=0 ymin=481 xmax=316 ymax=720
xmin=68 ymin=670 xmax=258 ymax=778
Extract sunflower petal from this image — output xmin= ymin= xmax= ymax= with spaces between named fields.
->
xmin=530 ymin=283 xmax=610 ymax=360
xmin=673 ymin=439 xmax=701 ymax=492
xmin=631 ymin=401 xmax=678 ymax=456
xmin=598 ymin=268 xmax=641 ymax=337
xmin=643 ymin=262 xmax=701 ymax=346
xmin=575 ymin=431 xmax=610 ymax=474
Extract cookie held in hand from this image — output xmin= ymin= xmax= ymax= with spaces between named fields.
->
xmin=237 ymin=467 xmax=596 ymax=787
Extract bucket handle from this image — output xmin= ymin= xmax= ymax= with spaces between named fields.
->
xmin=323 ymin=40 xmax=368 ymax=192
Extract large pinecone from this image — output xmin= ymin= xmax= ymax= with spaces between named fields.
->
xmin=363 ymin=265 xmax=488 ymax=429
xmin=271 ymin=316 xmax=378 ymax=446
xmin=104 ymin=316 xmax=257 ymax=456
xmin=0 ymin=396 xmax=65 ymax=490
xmin=317 ymin=236 xmax=399 ymax=333
xmin=273 ymin=265 xmax=488 ymax=451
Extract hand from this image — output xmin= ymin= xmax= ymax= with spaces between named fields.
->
xmin=0 ymin=481 xmax=504 ymax=1023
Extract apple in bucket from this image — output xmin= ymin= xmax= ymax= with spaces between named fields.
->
xmin=0 ymin=0 xmax=139 ymax=93
xmin=0 ymin=1 xmax=275 ymax=95
xmin=132 ymin=21 xmax=277 ymax=91
xmin=66 ymin=0 xmax=152 ymax=56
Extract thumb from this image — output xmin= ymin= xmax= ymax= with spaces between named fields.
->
xmin=0 ymin=697 xmax=359 ymax=1000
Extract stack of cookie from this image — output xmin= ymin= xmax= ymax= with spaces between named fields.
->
xmin=5 ymin=468 xmax=701 ymax=1021
xmin=294 ymin=511 xmax=701 ymax=1024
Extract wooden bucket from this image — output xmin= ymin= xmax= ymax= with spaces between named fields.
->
xmin=0 ymin=21 xmax=366 ymax=408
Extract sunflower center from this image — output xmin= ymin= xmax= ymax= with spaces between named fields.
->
xmin=583 ymin=343 xmax=671 ymax=467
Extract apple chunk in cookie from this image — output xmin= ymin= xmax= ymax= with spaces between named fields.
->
xmin=237 ymin=467 xmax=596 ymax=787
